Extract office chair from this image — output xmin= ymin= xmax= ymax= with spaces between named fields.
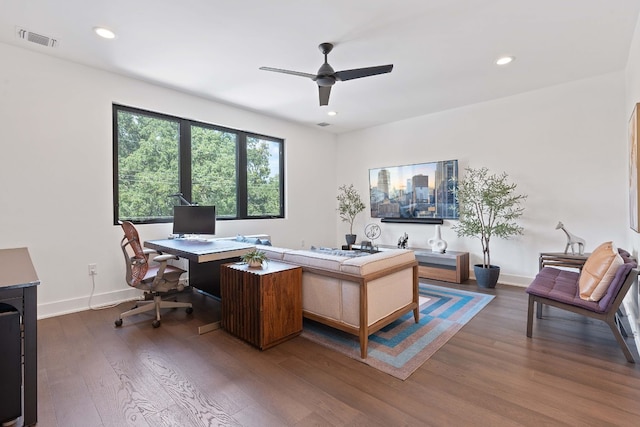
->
xmin=115 ymin=221 xmax=193 ymax=328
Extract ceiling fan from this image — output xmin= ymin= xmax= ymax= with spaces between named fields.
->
xmin=259 ymin=42 xmax=393 ymax=106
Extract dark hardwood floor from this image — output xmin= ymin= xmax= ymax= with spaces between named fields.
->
xmin=34 ymin=282 xmax=640 ymax=426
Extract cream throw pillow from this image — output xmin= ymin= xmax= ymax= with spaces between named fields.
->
xmin=578 ymin=242 xmax=623 ymax=301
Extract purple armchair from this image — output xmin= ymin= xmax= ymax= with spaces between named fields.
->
xmin=526 ymin=248 xmax=638 ymax=363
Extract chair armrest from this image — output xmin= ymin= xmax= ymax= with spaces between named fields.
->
xmin=152 ymin=254 xmax=179 ymax=263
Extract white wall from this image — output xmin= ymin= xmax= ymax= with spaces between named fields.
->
xmin=337 ymin=71 xmax=628 ymax=286
xmin=2 ymin=31 xmax=636 ymax=319
xmin=0 ymin=42 xmax=338 ymax=318
xmin=625 ymin=13 xmax=640 ymax=349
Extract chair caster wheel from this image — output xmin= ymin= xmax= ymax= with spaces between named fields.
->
xmin=114 ymin=319 xmax=123 ymax=327
xmin=186 ymin=307 xmax=193 ymax=314
xmin=152 ymin=320 xmax=161 ymax=328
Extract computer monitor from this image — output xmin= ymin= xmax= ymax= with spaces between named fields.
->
xmin=173 ymin=205 xmax=216 ymax=236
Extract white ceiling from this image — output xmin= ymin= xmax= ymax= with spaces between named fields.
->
xmin=1 ymin=0 xmax=639 ymax=134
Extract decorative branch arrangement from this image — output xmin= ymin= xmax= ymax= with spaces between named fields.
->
xmin=453 ymin=167 xmax=526 ymax=268
xmin=337 ymin=184 xmax=366 ymax=236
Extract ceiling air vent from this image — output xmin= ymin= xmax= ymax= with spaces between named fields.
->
xmin=16 ymin=27 xmax=58 ymax=48
xmin=316 ymin=122 xmax=331 ymax=127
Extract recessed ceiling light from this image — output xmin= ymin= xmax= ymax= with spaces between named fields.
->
xmin=496 ymin=56 xmax=515 ymax=66
xmin=327 ymin=111 xmax=338 ymax=116
xmin=94 ymin=27 xmax=116 ymax=39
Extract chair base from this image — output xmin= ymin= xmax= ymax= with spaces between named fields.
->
xmin=527 ymin=294 xmax=636 ymax=363
xmin=115 ymin=294 xmax=193 ymax=327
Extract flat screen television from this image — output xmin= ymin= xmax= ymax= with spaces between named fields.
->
xmin=172 ymin=205 xmax=216 ymax=236
xmin=369 ymin=159 xmax=459 ymax=219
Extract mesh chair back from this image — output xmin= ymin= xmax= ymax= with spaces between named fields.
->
xmin=120 ymin=221 xmax=149 ymax=286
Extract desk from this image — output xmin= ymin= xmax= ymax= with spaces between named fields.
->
xmin=144 ymin=239 xmax=254 ymax=334
xmin=0 ymin=248 xmax=40 ymax=426
xmin=145 ymin=238 xmax=254 ymax=263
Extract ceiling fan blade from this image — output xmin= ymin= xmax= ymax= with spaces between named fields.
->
xmin=319 ymin=86 xmax=331 ymax=106
xmin=259 ymin=67 xmax=316 ymax=79
xmin=334 ymin=64 xmax=394 ymax=81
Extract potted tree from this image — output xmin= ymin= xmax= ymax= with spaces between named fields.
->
xmin=453 ymin=167 xmax=526 ymax=288
xmin=337 ymin=184 xmax=366 ymax=248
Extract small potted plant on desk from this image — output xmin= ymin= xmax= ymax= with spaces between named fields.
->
xmin=241 ymin=249 xmax=268 ymax=268
xmin=453 ymin=167 xmax=526 ymax=288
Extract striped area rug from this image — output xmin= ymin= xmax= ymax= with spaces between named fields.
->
xmin=301 ymin=283 xmax=495 ymax=380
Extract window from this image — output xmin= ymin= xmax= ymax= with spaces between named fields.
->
xmin=113 ymin=105 xmax=284 ymax=224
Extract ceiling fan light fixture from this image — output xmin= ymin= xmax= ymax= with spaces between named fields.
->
xmin=94 ymin=27 xmax=116 ymax=39
xmin=496 ymin=56 xmax=515 ymax=66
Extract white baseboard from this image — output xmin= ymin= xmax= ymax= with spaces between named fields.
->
xmin=470 ymin=271 xmax=533 ymax=287
xmin=37 ymin=288 xmax=142 ymax=320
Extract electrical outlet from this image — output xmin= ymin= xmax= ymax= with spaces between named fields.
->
xmin=88 ymin=263 xmax=97 ymax=276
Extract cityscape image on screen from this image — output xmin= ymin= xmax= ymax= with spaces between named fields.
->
xmin=369 ymin=159 xmax=459 ymax=219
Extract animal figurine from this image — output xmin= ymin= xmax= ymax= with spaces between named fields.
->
xmin=397 ymin=232 xmax=409 ymax=249
xmin=556 ymin=221 xmax=586 ymax=255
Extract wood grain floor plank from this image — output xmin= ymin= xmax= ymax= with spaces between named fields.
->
xmin=36 ymin=284 xmax=640 ymax=426
xmin=136 ymin=316 xmax=257 ymax=417
xmin=37 ymin=315 xmax=105 ymax=426
xmin=137 ymin=349 xmax=242 ymax=426
xmin=58 ymin=311 xmax=164 ymax=426
xmin=288 ymin=335 xmax=531 ymax=427
xmin=208 ymin=335 xmax=317 ymax=425
xmin=277 ymin=341 xmax=430 ymax=426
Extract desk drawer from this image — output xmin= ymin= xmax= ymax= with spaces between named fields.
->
xmin=0 ymin=304 xmax=21 ymax=423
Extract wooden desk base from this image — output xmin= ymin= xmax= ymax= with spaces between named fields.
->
xmin=198 ymin=321 xmax=220 ymax=335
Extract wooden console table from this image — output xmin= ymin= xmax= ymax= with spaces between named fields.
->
xmin=353 ymin=244 xmax=469 ymax=284
xmin=220 ymin=261 xmax=302 ymax=350
xmin=414 ymin=250 xmax=469 ymax=284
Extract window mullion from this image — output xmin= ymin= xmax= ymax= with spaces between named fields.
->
xmin=180 ymin=121 xmax=192 ymax=203
xmin=237 ymin=133 xmax=248 ymax=218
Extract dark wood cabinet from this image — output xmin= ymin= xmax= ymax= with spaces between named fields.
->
xmin=0 ymin=248 xmax=39 ymax=426
xmin=221 ymin=261 xmax=302 ymax=350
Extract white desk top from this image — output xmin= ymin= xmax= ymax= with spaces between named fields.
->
xmin=145 ymin=238 xmax=255 ymax=263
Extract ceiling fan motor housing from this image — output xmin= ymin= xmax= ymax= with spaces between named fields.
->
xmin=316 ymin=76 xmax=336 ymax=87
xmin=316 ymin=63 xmax=336 ymax=86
